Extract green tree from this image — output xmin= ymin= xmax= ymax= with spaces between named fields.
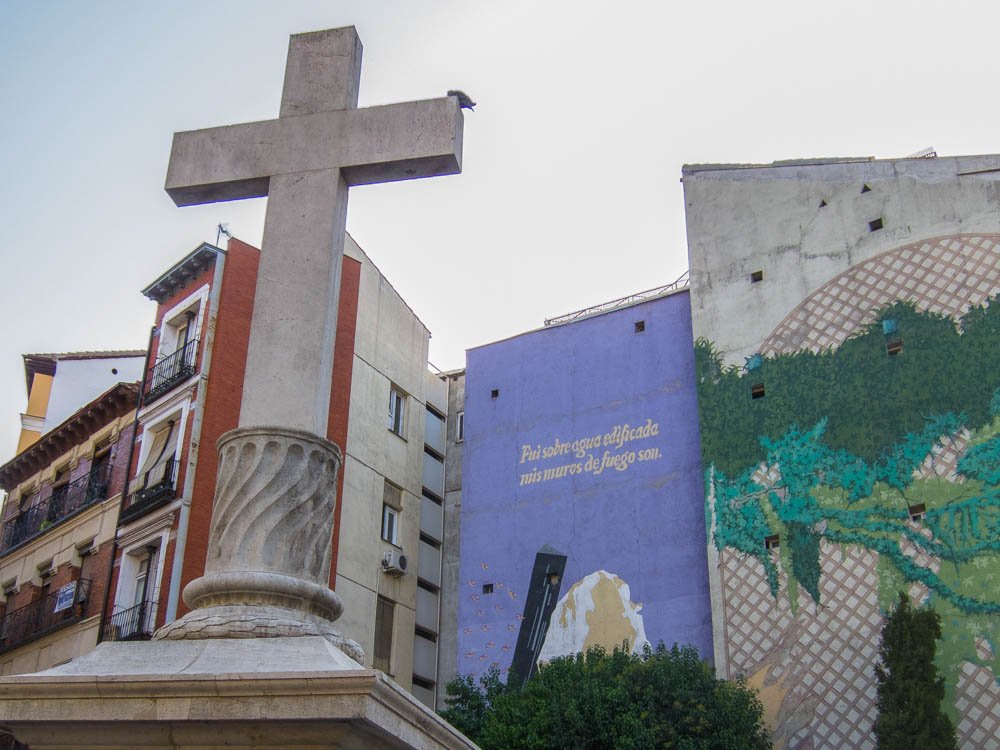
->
xmin=440 ymin=645 xmax=772 ymax=750
xmin=873 ymin=593 xmax=957 ymax=750
xmin=440 ymin=664 xmax=509 ymax=741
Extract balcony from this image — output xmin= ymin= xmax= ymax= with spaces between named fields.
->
xmin=103 ymin=600 xmax=156 ymax=642
xmin=0 ymin=579 xmax=91 ymax=654
xmin=0 ymin=464 xmax=112 ymax=556
xmin=144 ymin=338 xmax=199 ymax=404
xmin=119 ymin=455 xmax=178 ymax=524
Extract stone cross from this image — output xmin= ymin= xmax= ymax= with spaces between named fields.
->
xmin=165 ymin=26 xmax=463 ymax=435
xmin=156 ymin=27 xmax=463 ymax=651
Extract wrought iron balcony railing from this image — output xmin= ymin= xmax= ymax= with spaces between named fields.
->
xmin=144 ymin=338 xmax=199 ymax=404
xmin=0 ymin=579 xmax=91 ymax=654
xmin=119 ymin=455 xmax=178 ymax=524
xmin=103 ymin=600 xmax=156 ymax=642
xmin=0 ymin=463 xmax=112 ymax=556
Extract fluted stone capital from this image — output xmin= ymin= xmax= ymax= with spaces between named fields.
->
xmin=155 ymin=426 xmax=360 ymax=659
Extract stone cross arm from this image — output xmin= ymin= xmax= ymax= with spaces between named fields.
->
xmin=165 ymin=98 xmax=463 ymax=207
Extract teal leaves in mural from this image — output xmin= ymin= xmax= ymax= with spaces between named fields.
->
xmin=709 ymin=466 xmax=779 ymax=597
xmin=957 ymin=438 xmax=1000 ymax=486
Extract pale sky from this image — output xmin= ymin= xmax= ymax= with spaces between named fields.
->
xmin=1 ymin=0 xmax=997 ymax=460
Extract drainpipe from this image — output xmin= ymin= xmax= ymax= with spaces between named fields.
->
xmin=164 ymin=245 xmax=226 ymax=622
xmin=96 ymin=326 xmax=154 ymax=643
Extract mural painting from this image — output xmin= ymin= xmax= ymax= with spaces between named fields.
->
xmin=697 ymin=236 xmax=1000 ymax=749
xmin=458 ymin=290 xmax=713 ymax=683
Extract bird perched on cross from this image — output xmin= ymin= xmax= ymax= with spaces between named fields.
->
xmin=448 ymin=90 xmax=476 ymax=111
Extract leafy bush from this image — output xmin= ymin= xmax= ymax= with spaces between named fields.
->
xmin=440 ymin=645 xmax=772 ymax=750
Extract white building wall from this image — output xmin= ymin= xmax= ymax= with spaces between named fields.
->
xmin=44 ymin=357 xmax=144 ymax=433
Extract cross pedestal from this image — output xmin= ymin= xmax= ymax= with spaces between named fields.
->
xmin=0 ymin=637 xmax=477 ymax=749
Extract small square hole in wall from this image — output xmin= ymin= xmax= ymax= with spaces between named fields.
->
xmin=868 ymin=218 xmax=884 ymax=232
xmin=764 ymin=534 xmax=780 ymax=550
xmin=861 ymin=184 xmax=872 ymax=194
xmin=908 ymin=503 xmax=926 ymax=522
xmin=886 ymin=338 xmax=903 ymax=356
xmin=490 ymin=388 xmax=499 ymax=399
xmin=751 ymin=383 xmax=765 ymax=399
xmin=37 ymin=560 xmax=54 ymax=579
xmin=634 ymin=321 xmax=645 ymax=333
xmin=482 ymin=583 xmax=494 ymax=595
xmin=750 ymin=270 xmax=764 ymax=283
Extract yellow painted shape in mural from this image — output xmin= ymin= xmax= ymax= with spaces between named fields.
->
xmin=583 ymin=573 xmax=638 ymax=651
xmin=746 ymin=663 xmax=792 ymax=750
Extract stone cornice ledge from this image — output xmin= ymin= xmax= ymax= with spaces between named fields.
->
xmin=0 ymin=669 xmax=479 ymax=749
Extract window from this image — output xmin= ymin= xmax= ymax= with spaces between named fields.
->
xmin=50 ymin=465 xmax=71 ymax=510
xmin=382 ymin=505 xmax=399 ymax=546
xmin=456 ymin=411 xmax=464 ymax=442
xmin=634 ymin=320 xmax=645 ymax=333
xmin=382 ymin=481 xmax=403 ymax=545
xmin=132 ymin=421 xmax=179 ymax=495
xmin=373 ymin=596 xmax=394 ymax=673
xmin=764 ymin=534 xmax=780 ymax=551
xmin=160 ymin=308 xmax=199 ymax=361
xmin=108 ymin=544 xmax=159 ymax=641
xmin=133 ymin=551 xmax=154 ymax=608
xmin=482 ymin=583 xmax=494 ymax=594
xmin=751 ymin=383 xmax=766 ymax=399
xmin=75 ymin=538 xmax=96 ymax=558
xmin=750 ymin=270 xmax=764 ymax=283
xmin=388 ymin=386 xmax=406 ymax=437
xmin=52 ymin=465 xmax=70 ymax=488
xmin=88 ymin=437 xmax=113 ymax=501
xmin=18 ymin=485 xmax=38 ymax=512
xmin=908 ymin=503 xmax=926 ymax=522
xmin=37 ymin=559 xmax=54 ymax=581
xmin=93 ymin=435 xmax=113 ymax=463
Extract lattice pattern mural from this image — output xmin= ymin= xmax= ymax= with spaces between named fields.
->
xmin=761 ymin=235 xmax=1000 ymax=357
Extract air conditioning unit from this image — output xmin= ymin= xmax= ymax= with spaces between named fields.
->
xmin=382 ymin=549 xmax=408 ymax=576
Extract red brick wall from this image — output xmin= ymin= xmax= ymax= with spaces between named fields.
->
xmin=175 ymin=239 xmax=260 ymax=614
xmin=327 ymin=256 xmax=362 ymax=587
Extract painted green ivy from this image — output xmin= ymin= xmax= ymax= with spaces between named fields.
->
xmin=697 ymin=297 xmax=1000 ymax=718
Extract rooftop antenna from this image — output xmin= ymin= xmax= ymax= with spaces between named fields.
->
xmin=216 ymin=223 xmax=232 ymax=246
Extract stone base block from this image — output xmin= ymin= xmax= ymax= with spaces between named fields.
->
xmin=0 ymin=637 xmax=477 ymax=750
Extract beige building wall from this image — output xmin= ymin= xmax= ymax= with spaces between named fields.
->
xmin=334 ymin=236 xmax=431 ymax=692
xmin=436 ymin=369 xmax=464 ymax=709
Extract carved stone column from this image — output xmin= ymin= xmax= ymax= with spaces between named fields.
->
xmin=155 ymin=426 xmax=362 ymax=661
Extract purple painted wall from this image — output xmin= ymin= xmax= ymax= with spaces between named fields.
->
xmin=458 ymin=289 xmax=712 ymax=680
